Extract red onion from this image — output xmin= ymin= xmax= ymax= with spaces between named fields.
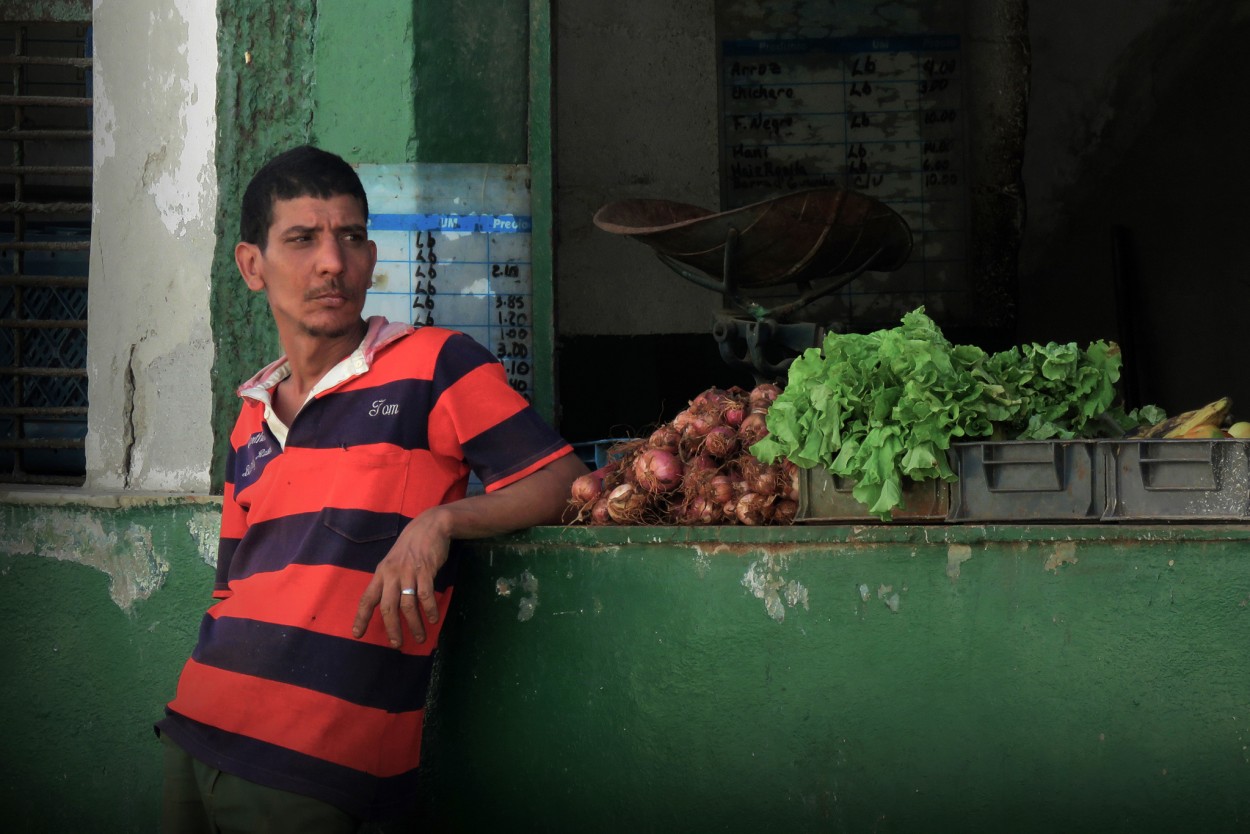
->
xmin=707 ymin=474 xmax=736 ymax=505
xmin=749 ymin=382 xmax=782 ymax=411
xmin=679 ymin=495 xmax=719 ymax=525
xmin=702 ymin=425 xmax=739 ymax=460
xmin=632 ymin=448 xmax=683 ymax=494
xmin=690 ymin=387 xmax=726 ymax=409
xmin=606 ymin=483 xmax=648 ymax=523
xmin=735 ymin=492 xmax=775 ymax=526
xmin=682 ymin=408 xmax=720 ymax=441
xmin=779 ymin=459 xmax=800 ymax=502
xmin=647 ymin=424 xmax=681 ymax=453
xmin=734 ymin=453 xmax=766 ymax=484
xmin=772 ymin=498 xmax=798 ymax=524
xmin=589 ymin=498 xmax=612 ymax=525
xmin=750 ymin=467 xmax=779 ymax=496
xmin=671 ymin=409 xmax=694 ymax=434
xmin=680 ymin=454 xmax=716 ymax=494
xmin=738 ymin=409 xmax=770 ymax=447
xmin=570 ymin=470 xmax=605 ymax=508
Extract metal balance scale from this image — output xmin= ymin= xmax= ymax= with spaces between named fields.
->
xmin=593 ymin=187 xmax=914 ymax=381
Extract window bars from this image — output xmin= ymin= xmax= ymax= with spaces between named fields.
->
xmin=0 ymin=21 xmax=92 ymax=485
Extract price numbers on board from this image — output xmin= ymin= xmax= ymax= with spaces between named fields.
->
xmin=495 ymin=292 xmax=530 ymax=393
xmin=411 ymin=230 xmax=438 ymax=327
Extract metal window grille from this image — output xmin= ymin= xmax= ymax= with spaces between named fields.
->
xmin=0 ymin=21 xmax=92 ymax=485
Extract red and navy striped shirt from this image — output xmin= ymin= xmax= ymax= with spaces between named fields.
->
xmin=157 ymin=319 xmax=571 ymax=819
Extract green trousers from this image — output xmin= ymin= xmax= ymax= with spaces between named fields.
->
xmin=160 ymin=734 xmax=409 ymax=834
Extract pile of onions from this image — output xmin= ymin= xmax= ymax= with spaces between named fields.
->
xmin=567 ymin=383 xmax=800 ymax=526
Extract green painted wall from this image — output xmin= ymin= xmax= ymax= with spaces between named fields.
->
xmin=4 ymin=509 xmax=1250 ymax=831
xmin=412 ymin=0 xmax=530 ymax=164
xmin=418 ymin=524 xmax=1250 ymax=831
xmin=313 ymin=1 xmax=417 ymax=162
xmin=0 ymin=501 xmax=218 ymax=833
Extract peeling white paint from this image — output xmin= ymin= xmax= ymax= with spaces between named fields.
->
xmin=495 ymin=570 xmax=539 ymax=621
xmin=1045 ymin=542 xmax=1079 ymax=573
xmin=148 ymin=0 xmax=219 ymax=239
xmin=186 ymin=510 xmax=220 ymax=568
xmin=946 ymin=544 xmax=973 ymax=581
xmin=692 ymin=550 xmax=712 ymax=578
xmin=0 ymin=513 xmax=168 ymax=610
xmin=742 ymin=552 xmax=810 ymax=623
xmin=876 ymin=583 xmax=902 ymax=612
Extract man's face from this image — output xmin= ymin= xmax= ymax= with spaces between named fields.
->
xmin=236 ymin=193 xmax=377 ymax=341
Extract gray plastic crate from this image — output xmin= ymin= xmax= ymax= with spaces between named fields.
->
xmin=1102 ymin=439 xmax=1250 ymax=521
xmin=572 ymin=437 xmax=635 ymax=471
xmin=947 ymin=441 xmax=1103 ymax=522
xmin=796 ymin=466 xmax=950 ymax=522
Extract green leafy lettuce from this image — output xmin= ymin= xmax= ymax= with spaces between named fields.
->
xmin=751 ymin=307 xmax=1148 ymax=520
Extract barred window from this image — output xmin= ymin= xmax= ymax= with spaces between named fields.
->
xmin=0 ymin=20 xmax=92 ymax=485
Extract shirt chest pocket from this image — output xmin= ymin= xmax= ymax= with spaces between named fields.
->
xmin=242 ymin=448 xmax=413 ymax=532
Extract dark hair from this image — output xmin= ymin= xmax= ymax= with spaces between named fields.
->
xmin=239 ymin=145 xmax=369 ymax=247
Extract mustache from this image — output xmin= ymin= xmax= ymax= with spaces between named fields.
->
xmin=304 ymin=283 xmax=350 ymax=301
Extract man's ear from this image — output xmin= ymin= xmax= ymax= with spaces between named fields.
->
xmin=235 ymin=242 xmax=266 ymax=291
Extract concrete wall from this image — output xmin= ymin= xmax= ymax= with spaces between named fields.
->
xmin=83 ymin=0 xmax=218 ymax=493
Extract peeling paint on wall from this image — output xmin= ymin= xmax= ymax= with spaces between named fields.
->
xmin=147 ymin=0 xmax=218 ymax=239
xmin=496 ymin=570 xmax=540 ymax=621
xmin=877 ymin=583 xmax=902 ymax=613
xmin=742 ymin=552 xmax=809 ymax=623
xmin=186 ymin=510 xmax=220 ymax=568
xmin=947 ymin=543 xmax=973 ymax=581
xmin=0 ymin=511 xmax=168 ymax=610
xmin=1045 ymin=541 xmax=1079 ymax=573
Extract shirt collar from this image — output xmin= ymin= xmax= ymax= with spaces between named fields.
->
xmin=237 ymin=316 xmax=413 ymax=403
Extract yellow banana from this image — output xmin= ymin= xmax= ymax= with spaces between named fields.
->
xmin=1132 ymin=397 xmax=1233 ymax=438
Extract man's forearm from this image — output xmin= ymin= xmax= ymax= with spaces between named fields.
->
xmin=428 ymin=451 xmax=589 ymax=540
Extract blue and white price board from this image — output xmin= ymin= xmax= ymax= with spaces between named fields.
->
xmin=357 ymin=163 xmax=535 ymax=399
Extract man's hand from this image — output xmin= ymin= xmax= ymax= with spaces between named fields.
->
xmin=351 ymin=452 xmax=588 ymax=649
xmin=352 ymin=507 xmax=453 ymax=648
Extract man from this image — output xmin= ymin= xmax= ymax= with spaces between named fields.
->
xmin=157 ymin=145 xmax=587 ymax=831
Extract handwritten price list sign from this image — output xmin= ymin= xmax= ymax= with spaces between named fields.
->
xmin=358 ymin=164 xmax=535 ymax=398
xmin=719 ymin=35 xmax=968 ymax=324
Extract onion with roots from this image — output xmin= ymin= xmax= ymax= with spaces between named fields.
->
xmin=589 ymin=498 xmax=612 ymax=525
xmin=680 ymin=453 xmax=718 ymax=495
xmin=738 ymin=408 xmax=770 ymax=447
xmin=701 ymin=425 xmax=739 ymax=460
xmin=779 ymin=459 xmax=800 ymax=502
xmin=632 ymin=447 xmax=683 ymax=494
xmin=772 ymin=498 xmax=798 ymax=524
xmin=680 ymin=408 xmax=721 ymax=443
xmin=706 ymin=473 xmax=736 ymax=505
xmin=647 ymin=424 xmax=681 ymax=453
xmin=566 ymin=382 xmax=801 ymax=527
xmin=749 ymin=382 xmax=782 ymax=411
xmin=570 ymin=469 xmax=605 ymax=508
xmin=749 ymin=467 xmax=779 ymax=497
xmin=735 ymin=492 xmax=775 ymax=526
xmin=606 ymin=483 xmax=649 ymax=523
xmin=679 ymin=495 xmax=720 ymax=525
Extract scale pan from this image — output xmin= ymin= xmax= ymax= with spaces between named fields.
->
xmin=593 ymin=187 xmax=912 ymax=289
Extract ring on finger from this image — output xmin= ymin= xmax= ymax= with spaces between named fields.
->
xmin=400 ymin=587 xmax=417 ymax=596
